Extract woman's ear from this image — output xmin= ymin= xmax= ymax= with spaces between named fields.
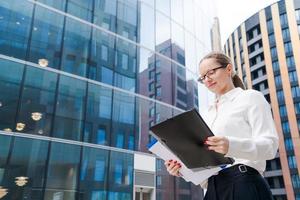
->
xmin=226 ymin=64 xmax=233 ymax=76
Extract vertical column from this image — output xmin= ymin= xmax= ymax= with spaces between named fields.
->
xmin=224 ymin=41 xmax=229 ymax=55
xmin=260 ymin=9 xmax=295 ymax=200
xmin=240 ymin=23 xmax=252 ymax=89
xmin=228 ymin=34 xmax=236 ymax=70
xmin=233 ymin=30 xmax=243 ymax=78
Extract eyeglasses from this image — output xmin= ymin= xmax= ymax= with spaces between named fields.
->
xmin=198 ymin=66 xmax=226 ymax=84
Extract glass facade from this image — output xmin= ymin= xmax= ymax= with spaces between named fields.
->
xmin=0 ymin=0 xmax=216 ymax=199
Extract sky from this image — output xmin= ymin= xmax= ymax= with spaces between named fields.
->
xmin=216 ymin=0 xmax=278 ymax=46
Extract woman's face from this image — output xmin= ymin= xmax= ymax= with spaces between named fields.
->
xmin=199 ymin=58 xmax=232 ymax=95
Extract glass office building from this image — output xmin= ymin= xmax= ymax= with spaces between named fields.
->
xmin=0 ymin=0 xmax=217 ymax=199
xmin=224 ymin=0 xmax=300 ymax=199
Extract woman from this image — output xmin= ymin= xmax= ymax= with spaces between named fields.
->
xmin=165 ymin=52 xmax=278 ymax=200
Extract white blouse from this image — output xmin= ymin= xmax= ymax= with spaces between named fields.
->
xmin=202 ymin=87 xmax=279 ymax=174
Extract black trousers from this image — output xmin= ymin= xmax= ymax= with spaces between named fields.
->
xmin=204 ymin=164 xmax=274 ymax=200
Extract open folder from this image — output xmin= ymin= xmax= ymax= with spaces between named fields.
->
xmin=148 ymin=140 xmax=222 ymax=185
xmin=148 ymin=109 xmax=234 ymax=185
xmin=149 ymin=108 xmax=234 ymax=170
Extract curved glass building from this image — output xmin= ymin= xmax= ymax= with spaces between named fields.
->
xmin=0 ymin=0 xmax=217 ymax=199
xmin=225 ymin=0 xmax=300 ymax=199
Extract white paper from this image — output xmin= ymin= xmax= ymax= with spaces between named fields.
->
xmin=149 ymin=141 xmax=222 ymax=185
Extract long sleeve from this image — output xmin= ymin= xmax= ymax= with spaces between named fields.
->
xmin=225 ymin=91 xmax=279 ymax=161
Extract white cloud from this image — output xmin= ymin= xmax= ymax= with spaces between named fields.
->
xmin=216 ymin=0 xmax=278 ymax=46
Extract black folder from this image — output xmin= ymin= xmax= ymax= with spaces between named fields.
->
xmin=149 ymin=109 xmax=234 ymax=170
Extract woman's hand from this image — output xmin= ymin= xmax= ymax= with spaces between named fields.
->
xmin=205 ymin=136 xmax=229 ymax=155
xmin=164 ymin=160 xmax=182 ymax=177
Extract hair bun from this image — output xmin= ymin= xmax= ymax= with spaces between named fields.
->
xmin=232 ymin=74 xmax=246 ymax=90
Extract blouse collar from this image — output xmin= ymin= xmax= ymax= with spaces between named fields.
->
xmin=208 ymin=87 xmax=243 ymax=109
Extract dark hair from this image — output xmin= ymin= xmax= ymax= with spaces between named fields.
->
xmin=199 ymin=51 xmax=246 ymax=90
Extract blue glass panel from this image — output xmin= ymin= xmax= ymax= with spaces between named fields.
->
xmin=101 ymin=67 xmax=114 ymax=85
xmin=114 ymin=73 xmax=135 ymax=92
xmin=67 ymin=0 xmax=93 ymax=22
xmin=108 ymin=151 xmax=133 ymax=200
xmin=53 ymin=75 xmax=86 ymax=140
xmin=79 ymin=146 xmax=109 ymax=200
xmin=111 ymin=91 xmax=136 ymax=149
xmin=115 ymin=39 xmax=137 ymax=83
xmin=17 ymin=66 xmax=57 ymax=136
xmin=28 ymin=6 xmax=64 ymax=69
xmin=94 ymin=0 xmax=117 ymax=32
xmin=97 ymin=128 xmax=106 ymax=144
xmin=61 ymin=18 xmax=91 ymax=77
xmin=0 ymin=59 xmax=24 ymax=131
xmin=128 ymin=135 xmax=134 ymax=150
xmin=0 ymin=1 xmax=33 ymax=59
xmin=45 ymin=142 xmax=80 ymax=199
xmin=91 ymin=191 xmax=107 ymax=199
xmin=0 ymin=135 xmax=11 ymax=166
xmin=117 ymin=0 xmax=137 ymax=41
xmin=84 ymin=83 xmax=112 ymax=145
xmin=0 ymin=137 xmax=48 ymax=199
xmin=89 ymin=29 xmax=115 ymax=82
xmin=116 ymin=133 xmax=124 ymax=148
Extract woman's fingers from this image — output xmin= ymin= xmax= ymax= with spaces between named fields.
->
xmin=165 ymin=160 xmax=182 ymax=177
xmin=164 ymin=159 xmax=173 ymax=167
xmin=207 ymin=145 xmax=227 ymax=154
xmin=205 ymin=136 xmax=229 ymax=154
xmin=205 ymin=140 xmax=224 ymax=146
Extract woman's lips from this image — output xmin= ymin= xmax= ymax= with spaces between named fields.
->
xmin=208 ymin=83 xmax=216 ymax=88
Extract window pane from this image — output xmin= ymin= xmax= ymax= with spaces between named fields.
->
xmin=28 ymin=6 xmax=64 ymax=69
xmin=114 ymin=73 xmax=135 ymax=92
xmin=112 ymin=91 xmax=136 ymax=150
xmin=108 ymin=151 xmax=133 ymax=200
xmin=0 ymin=1 xmax=33 ymax=59
xmin=171 ymin=22 xmax=185 ymax=56
xmin=139 ymin=3 xmax=155 ymax=50
xmin=184 ymin=0 xmax=195 ymax=33
xmin=284 ymin=42 xmax=292 ymax=54
xmin=84 ymin=83 xmax=112 ymax=145
xmin=53 ymin=76 xmax=86 ymax=140
xmin=17 ymin=67 xmax=57 ymax=136
xmin=93 ymin=0 xmax=117 ymax=32
xmin=156 ymin=0 xmax=170 ymax=16
xmin=67 ymin=0 xmax=93 ymax=22
xmin=156 ymin=12 xmax=171 ymax=57
xmin=267 ymin=19 xmax=273 ymax=33
xmin=0 ymin=135 xmax=11 ymax=166
xmin=117 ymin=0 xmax=137 ymax=41
xmin=0 ymin=59 xmax=24 ymax=131
xmin=280 ymin=13 xmax=288 ymax=26
xmin=295 ymin=9 xmax=300 ymax=21
xmin=79 ymin=146 xmax=109 ymax=199
xmin=115 ymin=39 xmax=137 ymax=81
xmin=61 ymin=18 xmax=91 ymax=77
xmin=45 ymin=142 xmax=80 ymax=199
xmin=1 ymin=137 xmax=48 ymax=199
xmin=89 ymin=29 xmax=115 ymax=82
xmin=171 ymin=0 xmax=184 ymax=25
